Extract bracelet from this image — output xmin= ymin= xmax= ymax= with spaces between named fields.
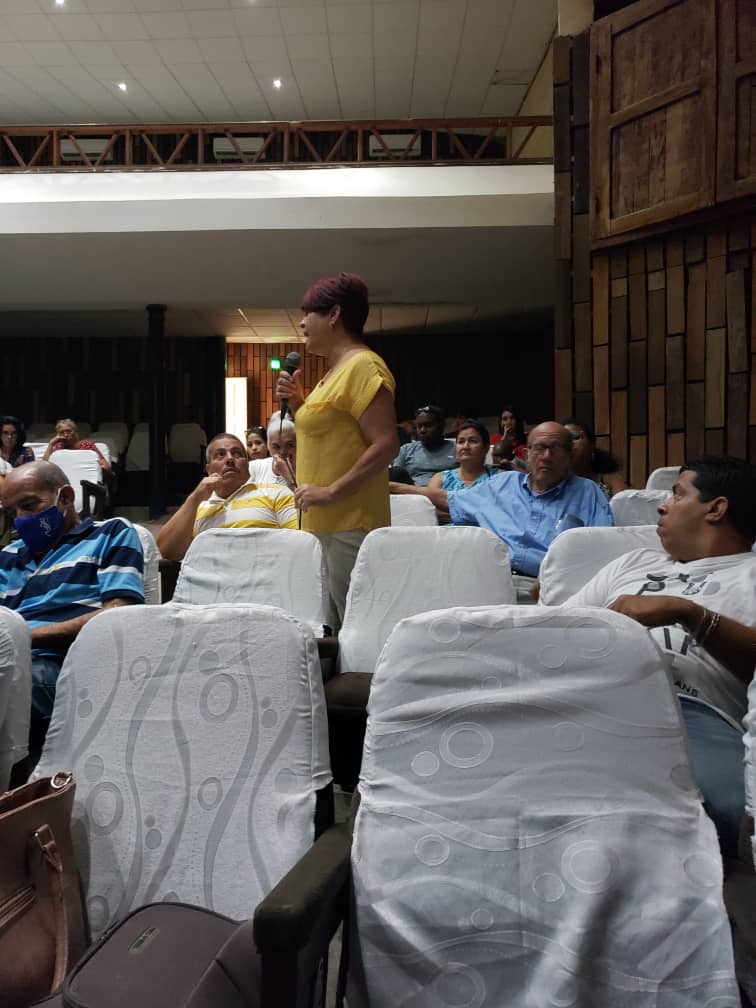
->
xmin=694 ymin=608 xmax=720 ymax=647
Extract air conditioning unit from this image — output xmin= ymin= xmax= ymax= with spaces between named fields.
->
xmin=212 ymin=136 xmax=265 ymax=162
xmin=60 ymin=138 xmax=113 ymax=163
xmin=368 ymin=133 xmax=421 ymax=160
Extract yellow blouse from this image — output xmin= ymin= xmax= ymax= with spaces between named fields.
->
xmin=296 ymin=349 xmax=395 ymax=533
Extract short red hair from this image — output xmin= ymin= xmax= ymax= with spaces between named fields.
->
xmin=301 ymin=273 xmax=369 ymax=335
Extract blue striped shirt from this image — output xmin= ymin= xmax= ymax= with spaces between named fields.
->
xmin=0 ymin=517 xmax=144 ymax=660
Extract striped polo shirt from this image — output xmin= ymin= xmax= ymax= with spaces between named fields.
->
xmin=193 ymin=477 xmax=297 ymax=538
xmin=0 ymin=516 xmax=144 ymax=661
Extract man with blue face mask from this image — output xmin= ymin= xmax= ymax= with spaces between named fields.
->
xmin=0 ymin=461 xmax=144 ymax=782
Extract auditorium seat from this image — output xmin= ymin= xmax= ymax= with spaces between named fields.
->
xmin=173 ymin=527 xmax=330 ymax=637
xmin=389 ymin=493 xmax=437 ymax=526
xmin=133 ymin=524 xmax=160 ymax=604
xmin=168 ymin=422 xmax=207 ymax=464
xmin=97 ymin=422 xmax=129 ymax=455
xmin=538 ymin=524 xmax=660 ymax=604
xmin=324 ymin=526 xmax=513 ymax=787
xmin=609 ymin=488 xmax=667 ymax=526
xmin=341 ymin=604 xmax=738 ymax=1005
xmin=646 ymin=466 xmax=680 ymax=492
xmin=50 ymin=449 xmax=107 ymax=519
xmin=0 ymin=608 xmax=31 ymax=791
xmin=35 ymin=603 xmax=332 ymax=936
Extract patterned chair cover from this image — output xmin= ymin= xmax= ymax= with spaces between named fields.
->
xmin=348 ymin=605 xmax=738 ymax=1007
xmin=36 ymin=603 xmax=331 ymax=936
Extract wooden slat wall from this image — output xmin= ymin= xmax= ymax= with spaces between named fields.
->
xmin=0 ymin=335 xmax=217 ymax=431
xmin=555 ymin=30 xmax=756 ymax=479
xmin=226 ymin=343 xmax=327 ymax=427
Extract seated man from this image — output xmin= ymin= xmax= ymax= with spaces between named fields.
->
xmin=249 ymin=414 xmax=297 ymax=489
xmin=425 ymin=421 xmax=613 ymax=581
xmin=392 ymin=405 xmax=456 ymax=486
xmin=0 ymin=461 xmax=144 ymax=778
xmin=157 ymin=433 xmax=297 ymax=561
xmin=563 ymin=455 xmax=756 ymax=857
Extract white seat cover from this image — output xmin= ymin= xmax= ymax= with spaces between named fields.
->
xmin=539 ymin=525 xmax=661 ymax=604
xmin=25 ymin=442 xmax=48 ymax=460
xmin=610 ymin=488 xmax=667 ymax=526
xmin=173 ymin=528 xmax=329 ymax=636
xmin=126 ymin=430 xmax=149 ymax=471
xmin=390 ymin=494 xmax=438 ymax=526
xmin=745 ymin=677 xmax=756 ymax=866
xmin=97 ymin=422 xmax=129 ymax=453
xmin=0 ymin=608 xmax=31 ymax=791
xmin=36 ymin=603 xmax=330 ymax=935
xmin=133 ymin=523 xmax=160 ymax=604
xmin=339 ymin=526 xmax=513 ymax=676
xmin=646 ymin=466 xmax=680 ymax=492
xmin=349 ymin=605 xmax=737 ymax=1007
xmin=51 ymin=449 xmax=101 ymax=513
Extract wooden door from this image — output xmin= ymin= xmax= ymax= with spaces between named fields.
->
xmin=717 ymin=0 xmax=756 ymax=200
xmin=591 ymin=0 xmax=717 ymax=239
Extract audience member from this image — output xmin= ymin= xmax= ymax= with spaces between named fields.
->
xmin=245 ymin=425 xmax=269 ymax=461
xmin=391 ymin=419 xmax=496 ymax=522
xmin=563 ymin=456 xmax=756 ymax=857
xmin=249 ymin=414 xmax=297 ymax=489
xmin=156 ymin=433 xmax=297 ymax=561
xmin=562 ymin=418 xmax=629 ymax=498
xmin=1 ymin=416 xmax=34 ymax=467
xmin=490 ymin=405 xmax=527 ymax=461
xmin=392 ymin=405 xmax=456 ymax=486
xmin=0 ymin=461 xmax=144 ymax=779
xmin=43 ymin=418 xmax=111 ymax=471
xmin=425 ymin=421 xmax=613 ymax=577
xmin=274 ymin=272 xmax=398 ymax=626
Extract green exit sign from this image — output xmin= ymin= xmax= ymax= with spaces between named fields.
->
xmin=270 ymin=358 xmax=281 ymax=370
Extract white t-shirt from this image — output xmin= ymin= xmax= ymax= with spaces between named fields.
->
xmin=565 ymin=548 xmax=756 ymax=727
xmin=248 ymin=457 xmax=291 ymax=488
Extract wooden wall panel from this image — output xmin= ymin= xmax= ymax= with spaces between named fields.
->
xmin=556 ymin=29 xmax=755 ymax=484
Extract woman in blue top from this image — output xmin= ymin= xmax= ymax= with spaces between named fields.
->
xmin=390 ymin=419 xmax=495 ymax=523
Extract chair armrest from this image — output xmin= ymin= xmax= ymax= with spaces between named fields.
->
xmin=80 ymin=479 xmax=107 ymax=519
xmin=317 ymin=636 xmax=339 ymax=660
xmin=253 ymin=822 xmax=351 ymax=955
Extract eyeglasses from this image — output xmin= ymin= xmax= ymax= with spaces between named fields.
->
xmin=528 ymin=442 xmax=568 ymax=456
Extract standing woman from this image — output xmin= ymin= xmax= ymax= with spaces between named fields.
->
xmin=0 ymin=416 xmax=35 ymax=467
xmin=275 ymin=273 xmax=398 ymax=626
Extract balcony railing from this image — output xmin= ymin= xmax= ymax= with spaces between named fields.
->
xmin=0 ymin=117 xmax=552 ymax=172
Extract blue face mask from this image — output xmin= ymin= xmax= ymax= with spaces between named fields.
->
xmin=14 ymin=494 xmax=65 ymax=553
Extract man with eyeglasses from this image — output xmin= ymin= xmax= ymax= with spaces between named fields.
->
xmin=156 ymin=433 xmax=297 ymax=561
xmin=426 ymin=422 xmax=612 ymax=592
xmin=392 ymin=405 xmax=457 ymax=486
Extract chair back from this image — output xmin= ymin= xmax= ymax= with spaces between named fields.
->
xmin=746 ymin=678 xmax=756 ymax=868
xmin=126 ymin=430 xmax=150 ymax=471
xmin=348 ymin=604 xmax=737 ymax=1006
xmin=25 ymin=442 xmax=47 ymax=460
xmin=93 ymin=441 xmax=111 ymax=464
xmin=97 ymin=422 xmax=129 ymax=453
xmin=27 ymin=424 xmax=54 ymax=442
xmin=539 ymin=524 xmax=660 ymax=604
xmin=389 ymin=494 xmax=437 ymax=526
xmin=339 ymin=526 xmax=513 ymax=676
xmin=173 ymin=528 xmax=329 ymax=636
xmin=0 ymin=608 xmax=31 ymax=791
xmin=36 ymin=603 xmax=331 ymax=936
xmin=133 ymin=523 xmax=161 ymax=604
xmin=646 ymin=466 xmax=680 ymax=491
xmin=52 ymin=449 xmax=101 ymax=514
xmin=169 ymin=423 xmax=207 ymax=464
xmin=610 ymin=488 xmax=666 ymax=526
xmin=89 ymin=434 xmax=117 ymax=461
xmin=75 ymin=422 xmax=92 ymax=437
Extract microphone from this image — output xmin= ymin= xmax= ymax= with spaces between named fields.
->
xmin=280 ymin=351 xmax=301 ymax=420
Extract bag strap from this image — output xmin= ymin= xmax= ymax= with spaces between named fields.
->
xmin=32 ymin=823 xmax=70 ymax=991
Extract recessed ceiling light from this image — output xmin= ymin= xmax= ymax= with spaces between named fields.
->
xmin=117 ymin=82 xmax=127 ymax=92
xmin=55 ymin=0 xmax=65 ymax=6
xmin=273 ymin=78 xmax=282 ymax=89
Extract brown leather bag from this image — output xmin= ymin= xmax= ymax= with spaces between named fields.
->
xmin=0 ymin=772 xmax=89 ymax=1008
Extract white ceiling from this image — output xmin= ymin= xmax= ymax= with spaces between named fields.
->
xmin=0 ymin=0 xmax=556 ymax=124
